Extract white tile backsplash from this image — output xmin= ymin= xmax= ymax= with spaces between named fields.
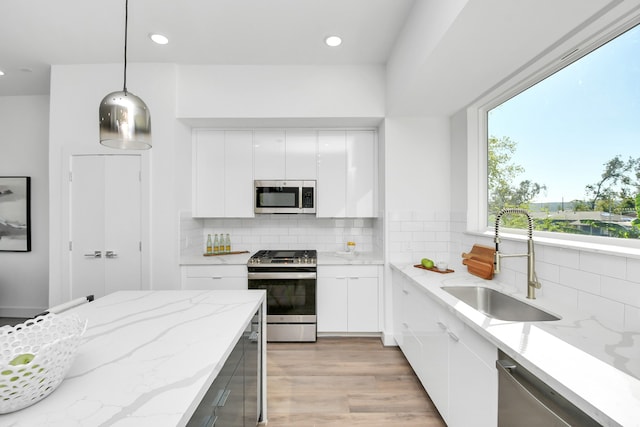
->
xmin=579 ymin=251 xmax=627 ymax=280
xmin=600 ymin=276 xmax=640 ymax=308
xmin=388 ymin=210 xmax=451 ymax=264
xmin=180 ymin=213 xmax=379 ymax=254
xmin=558 ymin=267 xmax=601 ymax=295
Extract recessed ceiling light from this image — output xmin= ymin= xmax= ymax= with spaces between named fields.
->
xmin=325 ymin=35 xmax=342 ymax=47
xmin=0 ymin=70 xmax=5 ymax=76
xmin=149 ymin=33 xmax=169 ymax=45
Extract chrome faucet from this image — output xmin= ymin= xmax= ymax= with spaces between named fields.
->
xmin=494 ymin=208 xmax=541 ymax=299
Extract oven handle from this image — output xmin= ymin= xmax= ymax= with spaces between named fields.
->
xmin=248 ymin=272 xmax=317 ymax=280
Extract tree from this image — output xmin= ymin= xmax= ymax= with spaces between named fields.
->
xmin=585 ymin=155 xmax=639 ymax=210
xmin=488 ymin=136 xmax=546 ymax=214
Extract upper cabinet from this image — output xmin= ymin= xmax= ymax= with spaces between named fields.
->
xmin=254 ymin=130 xmax=317 ymax=180
xmin=192 ymin=130 xmax=254 ymax=218
xmin=285 ymin=130 xmax=317 ymax=180
xmin=317 ymin=130 xmax=377 ymax=218
xmin=192 ymin=128 xmax=376 ymax=218
xmin=253 ymin=130 xmax=286 ymax=180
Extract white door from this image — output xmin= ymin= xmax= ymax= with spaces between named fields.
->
xmin=70 ymin=155 xmax=141 ymax=299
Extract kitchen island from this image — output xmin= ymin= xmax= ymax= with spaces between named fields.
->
xmin=0 ymin=290 xmax=266 ymax=427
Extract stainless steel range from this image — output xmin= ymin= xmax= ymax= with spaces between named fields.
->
xmin=247 ymin=250 xmax=317 ymax=342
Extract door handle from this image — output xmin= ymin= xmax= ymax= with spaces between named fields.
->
xmin=84 ymin=251 xmax=102 ymax=258
xmin=105 ymin=251 xmax=118 ymax=258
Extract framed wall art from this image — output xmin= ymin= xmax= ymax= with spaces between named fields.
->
xmin=0 ymin=176 xmax=31 ymax=252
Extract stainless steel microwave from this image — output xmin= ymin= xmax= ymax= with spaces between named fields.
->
xmin=254 ymin=180 xmax=316 ymax=214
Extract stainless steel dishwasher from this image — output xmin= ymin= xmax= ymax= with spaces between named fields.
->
xmin=496 ymin=350 xmax=601 ymax=426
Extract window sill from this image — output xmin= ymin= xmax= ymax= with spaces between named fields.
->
xmin=466 ymin=229 xmax=640 ymax=260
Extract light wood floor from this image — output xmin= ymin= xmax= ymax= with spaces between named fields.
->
xmin=265 ymin=337 xmax=446 ymax=427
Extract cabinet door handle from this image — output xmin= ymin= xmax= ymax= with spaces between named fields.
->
xmin=212 ymin=389 xmax=225 ymax=407
xmin=217 ymin=389 xmax=231 ymax=407
xmin=209 ymin=415 xmax=218 ymax=427
xmin=436 ymin=321 xmax=447 ymax=330
xmin=336 ymin=277 xmax=347 ymax=280
xmin=211 ymin=277 xmax=223 ymax=280
xmin=448 ymin=331 xmax=460 ymax=342
xmin=105 ymin=250 xmax=118 ymax=259
xmin=402 ymin=322 xmax=409 ymax=328
xmin=402 ymin=289 xmax=409 ymax=295
xmin=84 ymin=250 xmax=102 ymax=258
xmin=349 ymin=277 xmax=359 ymax=280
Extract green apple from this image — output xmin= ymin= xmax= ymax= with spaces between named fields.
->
xmin=421 ymin=258 xmax=434 ymax=269
xmin=8 ymin=353 xmax=35 ymax=366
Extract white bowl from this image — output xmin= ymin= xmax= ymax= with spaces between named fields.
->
xmin=0 ymin=313 xmax=87 ymax=414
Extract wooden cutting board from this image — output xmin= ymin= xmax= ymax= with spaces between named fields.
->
xmin=461 ymin=244 xmax=495 ymax=279
xmin=462 ymin=258 xmax=494 ymax=280
xmin=461 ymin=244 xmax=495 ymax=264
xmin=203 ymin=250 xmax=250 ymax=257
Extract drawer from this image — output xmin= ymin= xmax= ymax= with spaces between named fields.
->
xmin=318 ymin=265 xmax=379 ymax=278
xmin=184 ymin=265 xmax=247 ymax=278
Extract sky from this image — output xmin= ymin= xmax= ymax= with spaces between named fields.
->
xmin=488 ymin=24 xmax=640 ymax=204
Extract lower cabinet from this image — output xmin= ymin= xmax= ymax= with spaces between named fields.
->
xmin=182 ymin=265 xmax=248 ymax=290
xmin=188 ymin=309 xmax=261 ymax=427
xmin=317 ymin=266 xmax=380 ymax=333
xmin=393 ymin=270 xmax=497 ymax=427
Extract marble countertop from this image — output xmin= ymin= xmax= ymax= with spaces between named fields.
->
xmin=391 ymin=263 xmax=640 ymax=427
xmin=0 ymin=290 xmax=266 ymax=427
xmin=180 ymin=251 xmax=384 ymax=266
xmin=317 ymin=251 xmax=383 ymax=265
xmin=180 ymin=252 xmax=253 ymax=265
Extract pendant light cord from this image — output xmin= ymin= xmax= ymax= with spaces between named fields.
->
xmin=123 ymin=0 xmax=129 ymax=94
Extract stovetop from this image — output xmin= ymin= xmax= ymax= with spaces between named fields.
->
xmin=248 ymin=249 xmax=317 ymax=266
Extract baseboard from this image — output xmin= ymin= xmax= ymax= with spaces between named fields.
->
xmin=381 ymin=330 xmax=398 ymax=347
xmin=317 ymin=332 xmax=382 ymax=338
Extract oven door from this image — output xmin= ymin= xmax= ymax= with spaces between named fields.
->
xmin=247 ymin=271 xmax=316 ymax=323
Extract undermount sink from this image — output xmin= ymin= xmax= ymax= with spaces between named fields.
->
xmin=441 ymin=286 xmax=561 ymax=321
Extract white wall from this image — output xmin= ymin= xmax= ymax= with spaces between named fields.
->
xmin=0 ymin=95 xmax=50 ymax=316
xmin=177 ymin=65 xmax=385 ymax=120
xmin=48 ymin=63 xmax=182 ymax=306
xmin=383 ymin=117 xmax=451 ymax=263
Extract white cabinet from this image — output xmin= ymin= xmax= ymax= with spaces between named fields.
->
xmin=285 ymin=130 xmax=317 ymax=179
xmin=448 ymin=323 xmax=498 ymax=427
xmin=317 ymin=130 xmax=377 ymax=217
xmin=392 ymin=270 xmax=497 ymax=427
xmin=182 ymin=265 xmax=248 ymax=290
xmin=253 ymin=130 xmax=317 ymax=180
xmin=317 ymin=266 xmax=380 ymax=333
xmin=253 ymin=130 xmax=286 ymax=180
xmin=317 ymin=275 xmax=348 ymax=332
xmin=192 ymin=130 xmax=254 ymax=218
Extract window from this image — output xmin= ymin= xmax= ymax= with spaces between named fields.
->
xmin=487 ymin=23 xmax=640 ymax=240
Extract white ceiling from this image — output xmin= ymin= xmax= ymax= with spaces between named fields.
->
xmin=0 ymin=0 xmax=415 ymax=96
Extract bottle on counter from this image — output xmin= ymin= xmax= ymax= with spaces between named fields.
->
xmin=225 ymin=234 xmax=231 ymax=253
xmin=206 ymin=234 xmax=213 ymax=254
xmin=213 ymin=234 xmax=220 ymax=254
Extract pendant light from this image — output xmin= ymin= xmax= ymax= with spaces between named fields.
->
xmin=99 ymin=0 xmax=151 ymax=149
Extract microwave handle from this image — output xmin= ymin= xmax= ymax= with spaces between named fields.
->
xmin=299 ymin=186 xmax=303 ymax=209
